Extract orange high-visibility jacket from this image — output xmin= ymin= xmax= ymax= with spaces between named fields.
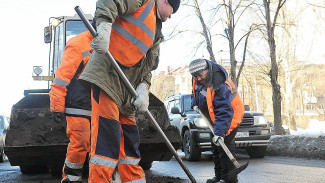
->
xmin=192 ymin=61 xmax=244 ymax=136
xmin=49 ymin=31 xmax=93 ymax=117
xmin=109 ymin=0 xmax=156 ymax=67
xmin=79 ymin=0 xmax=163 ymax=116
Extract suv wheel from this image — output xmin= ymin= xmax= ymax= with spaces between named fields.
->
xmin=247 ymin=146 xmax=267 ymax=158
xmin=183 ymin=130 xmax=201 ymax=161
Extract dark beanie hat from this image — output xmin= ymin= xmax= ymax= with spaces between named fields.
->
xmin=168 ymin=0 xmax=180 ymax=13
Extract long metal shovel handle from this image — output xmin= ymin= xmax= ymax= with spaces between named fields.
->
xmin=74 ymin=6 xmax=197 ymax=183
xmin=196 ymin=109 xmax=241 ymax=168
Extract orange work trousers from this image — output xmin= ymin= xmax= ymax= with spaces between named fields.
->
xmin=89 ymin=85 xmax=145 ymax=183
xmin=62 ymin=116 xmax=91 ymax=182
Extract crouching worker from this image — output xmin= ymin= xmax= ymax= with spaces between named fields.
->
xmin=189 ymin=59 xmax=244 ymax=183
xmin=50 ymin=30 xmax=93 ymax=182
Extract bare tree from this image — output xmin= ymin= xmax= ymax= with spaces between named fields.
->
xmin=193 ymin=0 xmax=217 ymax=62
xmin=305 ymin=0 xmax=325 ymax=8
xmin=262 ymin=0 xmax=286 ymax=135
xmin=219 ymin=0 xmax=261 ymax=86
xmin=278 ymin=3 xmax=314 ymax=131
xmin=191 ymin=0 xmax=259 ymax=86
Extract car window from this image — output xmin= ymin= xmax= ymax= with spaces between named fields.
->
xmin=174 ymin=99 xmax=181 ymax=110
xmin=0 ymin=116 xmax=4 ymax=129
xmin=166 ymin=99 xmax=182 ymax=113
xmin=167 ymin=100 xmax=175 ymax=114
xmin=184 ymin=95 xmax=193 ymax=112
xmin=5 ymin=117 xmax=9 ymax=129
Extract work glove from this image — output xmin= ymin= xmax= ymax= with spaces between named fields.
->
xmin=90 ymin=21 xmax=112 ymax=54
xmin=133 ymin=83 xmax=149 ymax=112
xmin=212 ymin=135 xmax=224 ymax=146
xmin=193 ymin=106 xmax=199 ymax=113
xmin=52 ymin=112 xmax=65 ymax=123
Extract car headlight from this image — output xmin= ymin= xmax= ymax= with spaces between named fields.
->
xmin=254 ymin=116 xmax=267 ymax=125
xmin=194 ymin=118 xmax=208 ymax=127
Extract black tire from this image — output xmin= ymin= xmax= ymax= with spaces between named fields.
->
xmin=139 ymin=160 xmax=153 ymax=170
xmin=183 ymin=130 xmax=201 ymax=161
xmin=247 ymin=146 xmax=267 ymax=158
xmin=20 ymin=165 xmax=49 ymax=174
xmin=0 ymin=148 xmax=5 ymax=163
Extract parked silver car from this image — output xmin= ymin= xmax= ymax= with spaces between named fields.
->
xmin=0 ymin=115 xmax=9 ymax=163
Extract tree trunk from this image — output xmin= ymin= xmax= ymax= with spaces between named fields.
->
xmin=225 ymin=0 xmax=237 ymax=84
xmin=289 ymin=110 xmax=297 ymax=131
xmin=264 ymin=0 xmax=284 ymax=135
xmin=271 ymin=71 xmax=283 ymax=135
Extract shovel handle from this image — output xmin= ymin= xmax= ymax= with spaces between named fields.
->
xmin=197 ymin=109 xmax=240 ymax=168
xmin=75 ymin=6 xmax=197 ymax=183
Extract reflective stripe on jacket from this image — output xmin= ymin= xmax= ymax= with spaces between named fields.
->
xmin=79 ymin=0 xmax=163 ymax=117
xmin=192 ymin=61 xmax=244 ymax=136
xmin=110 ymin=0 xmax=156 ymax=66
xmin=49 ymin=31 xmax=93 ymax=117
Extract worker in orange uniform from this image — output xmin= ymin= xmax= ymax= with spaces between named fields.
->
xmin=78 ymin=0 xmax=181 ymax=182
xmin=190 ymin=59 xmax=244 ymax=183
xmin=49 ymin=29 xmax=93 ymax=182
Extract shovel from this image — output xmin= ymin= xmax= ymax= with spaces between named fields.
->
xmin=74 ymin=6 xmax=197 ymax=183
xmin=196 ymin=108 xmax=249 ymax=174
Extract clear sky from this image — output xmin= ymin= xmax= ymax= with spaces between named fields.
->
xmin=0 ymin=0 xmax=193 ymax=116
xmin=0 ymin=0 xmax=324 ymax=116
xmin=0 ymin=0 xmax=96 ymax=115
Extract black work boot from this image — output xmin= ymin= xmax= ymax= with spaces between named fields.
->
xmin=206 ymin=177 xmax=220 ymax=183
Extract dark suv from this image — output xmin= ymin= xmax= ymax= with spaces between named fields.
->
xmin=164 ymin=94 xmax=271 ymax=161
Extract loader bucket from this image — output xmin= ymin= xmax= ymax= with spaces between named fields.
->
xmin=5 ymin=90 xmax=181 ymax=175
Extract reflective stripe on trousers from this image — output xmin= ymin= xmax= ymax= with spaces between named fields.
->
xmin=65 ymin=108 xmax=92 ymax=117
xmin=62 ymin=116 xmax=90 ymax=182
xmin=89 ymin=85 xmax=145 ymax=183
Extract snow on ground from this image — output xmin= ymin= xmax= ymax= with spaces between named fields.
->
xmin=267 ymin=119 xmax=325 ymax=160
xmin=290 ymin=119 xmax=325 ymax=136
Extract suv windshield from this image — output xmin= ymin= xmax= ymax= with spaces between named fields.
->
xmin=184 ymin=95 xmax=193 ymax=112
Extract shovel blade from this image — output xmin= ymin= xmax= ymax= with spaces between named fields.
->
xmin=235 ymin=160 xmax=249 ymax=174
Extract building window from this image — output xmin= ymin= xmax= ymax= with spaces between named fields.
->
xmin=306 ymin=104 xmax=314 ymax=110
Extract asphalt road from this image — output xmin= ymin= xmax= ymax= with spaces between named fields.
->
xmin=1 ymin=151 xmax=325 ymax=183
xmin=149 ymin=151 xmax=325 ymax=183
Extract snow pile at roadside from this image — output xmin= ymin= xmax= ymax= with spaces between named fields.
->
xmin=267 ymin=119 xmax=325 ymax=160
xmin=290 ymin=119 xmax=325 ymax=136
